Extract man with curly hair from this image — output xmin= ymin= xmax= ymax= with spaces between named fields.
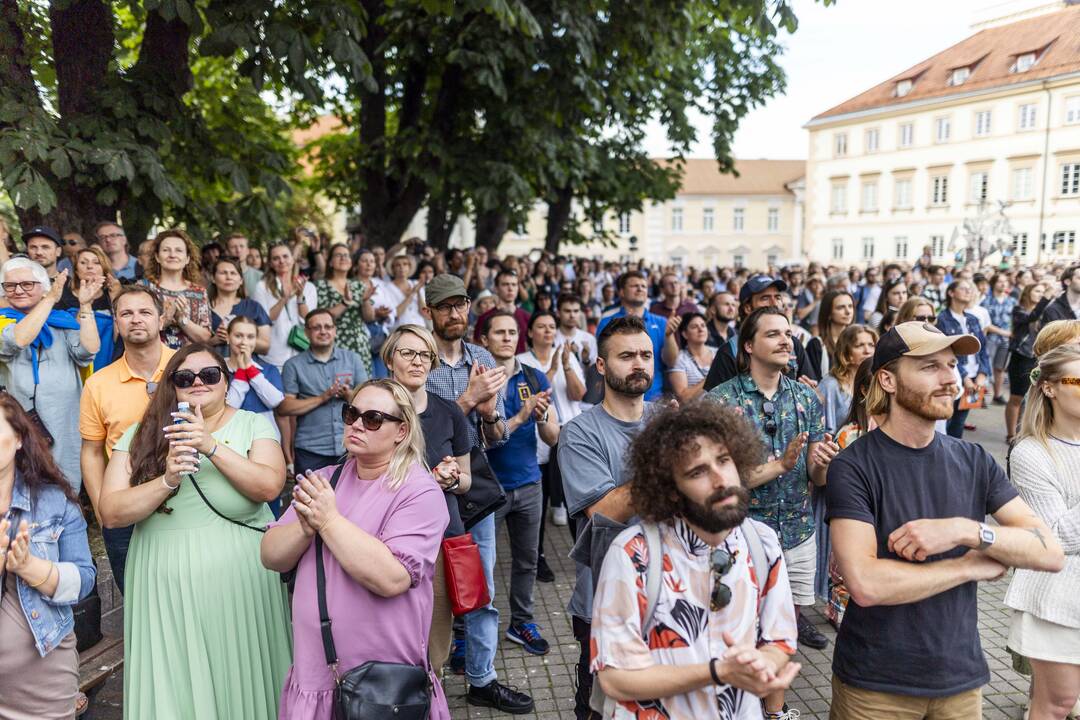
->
xmin=590 ymin=401 xmax=800 ymax=719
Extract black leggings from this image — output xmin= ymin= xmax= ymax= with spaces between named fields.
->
xmin=1007 ymin=353 xmax=1036 ymax=398
xmin=538 ymin=444 xmax=575 ymax=559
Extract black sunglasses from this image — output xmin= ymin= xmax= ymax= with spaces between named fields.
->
xmin=342 ymin=405 xmax=405 ymax=431
xmin=913 ymin=315 xmax=935 ymax=323
xmin=762 ymin=400 xmax=778 ymax=437
xmin=710 ymin=547 xmax=736 ymax=612
xmin=171 ymin=366 xmax=223 ymax=388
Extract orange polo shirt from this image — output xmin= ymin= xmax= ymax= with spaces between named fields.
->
xmin=79 ymin=345 xmax=177 ymax=454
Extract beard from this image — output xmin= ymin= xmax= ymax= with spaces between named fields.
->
xmin=433 ymin=317 xmax=467 ymax=342
xmin=895 ymin=381 xmax=956 ymax=421
xmin=605 ymin=369 xmax=652 ymax=396
xmin=680 ymin=486 xmax=750 ymax=534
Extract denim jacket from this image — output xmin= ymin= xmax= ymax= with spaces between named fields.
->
xmin=4 ymin=474 xmax=96 ymax=656
xmin=935 ymin=309 xmax=992 ymax=379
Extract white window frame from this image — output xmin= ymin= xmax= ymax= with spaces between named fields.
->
xmin=618 ymin=212 xmax=631 ymax=235
xmin=766 ymin=253 xmax=779 ymax=267
xmin=949 ymin=67 xmax=970 ymax=86
xmin=894 ymin=178 xmax=913 ymax=209
xmin=702 ymin=207 xmax=714 ymax=232
xmin=931 ymin=175 xmax=949 ymax=205
xmin=1012 ymin=233 xmax=1029 ymax=257
xmin=894 ymin=236 xmax=909 ymax=259
xmin=671 ymin=207 xmax=683 ymax=232
xmin=975 ymin=110 xmax=992 ymax=137
xmin=767 ymin=207 xmax=779 ymax=232
xmin=1053 ymin=230 xmax=1077 ymax=255
xmin=861 ymin=181 xmax=879 ymax=212
xmin=733 ymin=207 xmax=745 ymax=232
xmin=1014 ymin=52 xmax=1037 ymax=73
xmin=935 ymin=116 xmax=951 ymax=143
xmin=830 ymin=182 xmax=848 ymax=213
xmin=865 ymin=128 xmax=880 ymax=154
xmin=1067 ymin=96 xmax=1080 ymax=125
xmin=930 ymin=235 xmax=946 ymax=257
xmin=896 ymin=79 xmax=913 ymax=97
xmin=969 ymin=171 xmax=989 ymax=204
xmin=1012 ymin=167 xmax=1034 ymax=200
xmin=834 ymin=133 xmax=848 ymax=157
xmin=1019 ymin=103 xmax=1038 ymax=130
xmin=1062 ymin=163 xmax=1080 ymax=196
xmin=733 ymin=253 xmax=746 ymax=269
xmin=831 ymin=238 xmax=844 ymax=260
xmin=862 ymin=237 xmax=875 ymax=260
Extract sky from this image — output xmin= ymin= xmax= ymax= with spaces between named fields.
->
xmin=643 ymin=0 xmax=999 ymax=160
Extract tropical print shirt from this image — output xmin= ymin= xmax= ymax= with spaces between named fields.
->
xmin=982 ymin=293 xmax=1017 ymax=333
xmin=591 ymin=518 xmax=797 ymax=720
xmin=708 ymin=373 xmax=826 ymax=549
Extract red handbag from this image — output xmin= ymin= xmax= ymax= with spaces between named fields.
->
xmin=442 ymin=533 xmax=490 ymax=616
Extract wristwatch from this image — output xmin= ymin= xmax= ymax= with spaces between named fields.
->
xmin=976 ymin=522 xmax=996 ymax=551
xmin=481 ymin=412 xmax=502 ymax=425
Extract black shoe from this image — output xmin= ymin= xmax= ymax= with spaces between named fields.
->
xmin=536 ymin=555 xmax=555 ymax=583
xmin=466 ymin=680 xmax=535 ymax=714
xmin=993 ymin=395 xmax=1007 ymax=406
xmin=797 ymin=614 xmax=829 ymax=650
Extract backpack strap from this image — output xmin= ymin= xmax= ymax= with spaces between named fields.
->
xmin=520 ymin=363 xmax=543 ymax=396
xmin=640 ymin=521 xmax=665 ymax=637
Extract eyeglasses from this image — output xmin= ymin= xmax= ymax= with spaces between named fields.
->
xmin=914 ymin=315 xmax=935 ymax=323
xmin=64 ymin=239 xmax=82 ymax=246
xmin=98 ymin=232 xmax=125 ymax=241
xmin=341 ymin=405 xmax=404 ymax=431
xmin=433 ymin=299 xmax=470 ymax=315
xmin=1058 ymin=378 xmax=1080 ymax=386
xmin=171 ymin=366 xmax=224 ymax=388
xmin=762 ymin=400 xmax=778 ymax=437
xmin=1 ymin=281 xmax=40 ymax=294
xmin=395 ymin=348 xmax=436 ymax=364
xmin=710 ymin=547 xmax=736 ymax=612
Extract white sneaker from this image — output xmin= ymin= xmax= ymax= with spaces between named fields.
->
xmin=551 ymin=506 xmax=568 ymax=526
xmin=764 ymin=709 xmax=800 ymax=720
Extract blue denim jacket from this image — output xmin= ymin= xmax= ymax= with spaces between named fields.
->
xmin=4 ymin=474 xmax=96 ymax=656
xmin=936 ymin=309 xmax=992 ymax=379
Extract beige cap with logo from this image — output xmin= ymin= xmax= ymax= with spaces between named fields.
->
xmin=871 ymin=321 xmax=981 ymax=373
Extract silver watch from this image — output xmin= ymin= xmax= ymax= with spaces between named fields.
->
xmin=976 ymin=522 xmax=996 ymax=551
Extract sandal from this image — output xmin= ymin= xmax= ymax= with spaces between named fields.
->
xmin=75 ymin=691 xmax=89 ymax=716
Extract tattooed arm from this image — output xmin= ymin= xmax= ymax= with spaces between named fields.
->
xmin=983 ymin=497 xmax=1065 ymax=572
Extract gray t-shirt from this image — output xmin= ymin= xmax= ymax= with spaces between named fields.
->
xmin=560 ymin=402 xmax=652 ymax=620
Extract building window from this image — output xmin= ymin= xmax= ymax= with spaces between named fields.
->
xmin=1012 ymin=167 xmax=1034 ymax=200
xmin=930 ymin=234 xmax=946 ymax=257
xmin=894 ymin=178 xmax=913 ymax=209
xmin=834 ymin=133 xmax=848 ymax=157
xmin=618 ymin=212 xmax=631 ymax=234
xmin=733 ymin=208 xmax=745 ymax=232
xmin=896 ymin=79 xmax=913 ymax=97
xmin=895 ymin=236 xmax=909 ymax=259
xmin=1053 ymin=230 xmax=1077 ymax=255
xmin=831 ymin=238 xmax=844 ymax=260
xmin=1062 ymin=163 xmax=1080 ymax=196
xmin=969 ymin=172 xmax=989 ymax=204
xmin=898 ymin=122 xmax=914 ymax=148
xmin=862 ymin=237 xmax=875 ymax=260
xmin=766 ymin=253 xmax=779 ymax=267
xmin=931 ymin=175 xmax=949 ymax=205
xmin=1014 ymin=52 xmax=1037 ymax=73
xmin=1019 ymin=103 xmax=1038 ymax=130
xmin=935 ymin=116 xmax=951 ymax=143
xmin=702 ymin=207 xmax=714 ymax=232
xmin=1067 ymin=96 xmax=1080 ymax=125
xmin=865 ymin=128 xmax=880 ymax=153
xmin=830 ymin=182 xmax=848 ymax=213
xmin=671 ymin=207 xmax=683 ymax=232
xmin=975 ymin=110 xmax=992 ymax=137
xmin=767 ymin=208 xmax=779 ymax=232
xmin=733 ymin=254 xmax=745 ymax=269
xmin=861 ymin=181 xmax=879 ymax=212
xmin=1012 ymin=233 xmax=1029 ymax=257
xmin=949 ymin=67 xmax=970 ymax=86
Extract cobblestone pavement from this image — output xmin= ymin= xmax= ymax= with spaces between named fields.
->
xmin=90 ymin=402 xmax=1031 ymax=719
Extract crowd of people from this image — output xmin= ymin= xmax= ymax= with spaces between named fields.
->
xmin=0 ymin=217 xmax=1078 ymax=720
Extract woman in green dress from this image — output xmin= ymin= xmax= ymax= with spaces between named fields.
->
xmin=315 ymin=244 xmax=374 ymax=376
xmin=99 ymin=343 xmax=292 ymax=719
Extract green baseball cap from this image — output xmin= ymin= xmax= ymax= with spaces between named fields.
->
xmin=425 ymin=273 xmax=469 ymax=307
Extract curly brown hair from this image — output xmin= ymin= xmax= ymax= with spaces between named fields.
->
xmin=628 ymin=401 xmax=766 ymax=523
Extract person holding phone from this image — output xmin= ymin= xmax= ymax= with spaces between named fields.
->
xmin=97 ymin=343 xmax=291 ymax=718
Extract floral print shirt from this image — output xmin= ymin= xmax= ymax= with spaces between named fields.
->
xmin=708 ymin=373 xmax=826 ymax=549
xmin=139 ymin=280 xmax=211 ymax=350
xmin=315 ymin=279 xmax=373 ymax=377
xmin=590 ymin=518 xmax=797 ymax=720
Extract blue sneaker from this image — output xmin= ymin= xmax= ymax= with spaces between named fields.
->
xmin=449 ymin=637 xmax=466 ymax=675
xmin=505 ymin=623 xmax=551 ymax=655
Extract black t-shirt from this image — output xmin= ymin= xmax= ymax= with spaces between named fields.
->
xmin=419 ymin=392 xmax=472 ymax=537
xmin=825 ymin=429 xmax=1018 ymax=697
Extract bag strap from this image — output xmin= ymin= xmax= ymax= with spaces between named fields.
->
xmin=640 ymin=521 xmax=664 ymax=639
xmin=188 ymin=474 xmax=268 ymax=534
xmin=314 ymin=464 xmax=348 ymax=673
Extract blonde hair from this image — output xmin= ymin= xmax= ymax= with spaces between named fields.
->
xmin=896 ymin=297 xmax=935 ymax=324
xmin=71 ymin=245 xmax=116 ymax=293
xmin=831 ymin=324 xmax=878 ymax=385
xmin=381 ymin=324 xmax=441 ymax=371
xmin=1018 ymin=344 xmax=1080 ymax=451
xmin=1033 ymin=320 xmax=1080 ymax=358
xmin=347 ymin=379 xmax=426 ymax=490
xmin=864 ymin=359 xmax=897 ymax=416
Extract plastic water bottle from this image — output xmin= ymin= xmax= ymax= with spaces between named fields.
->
xmin=176 ymin=401 xmax=190 ymax=423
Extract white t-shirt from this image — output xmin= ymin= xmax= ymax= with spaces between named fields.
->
xmin=518 ymin=349 xmax=584 ymax=464
xmin=949 ymin=310 xmax=979 ymax=380
xmin=555 ymin=327 xmax=598 ymax=367
xmin=252 ymin=278 xmax=319 ymax=370
xmin=380 ymin=278 xmax=427 ymax=329
xmin=968 ymin=304 xmax=991 ymax=331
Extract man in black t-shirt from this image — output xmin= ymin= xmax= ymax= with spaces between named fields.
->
xmin=827 ymin=321 xmax=1064 ymax=719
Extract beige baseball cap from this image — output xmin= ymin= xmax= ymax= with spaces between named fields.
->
xmin=871 ymin=321 xmax=981 ymax=372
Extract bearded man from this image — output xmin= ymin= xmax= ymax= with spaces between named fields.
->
xmin=826 ymin=321 xmax=1064 ymax=719
xmin=589 ymin=401 xmax=801 ymax=720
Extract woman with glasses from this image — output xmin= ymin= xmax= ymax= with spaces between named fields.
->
xmin=138 ymin=229 xmax=213 ymax=349
xmin=98 ymin=344 xmax=291 ymax=718
xmin=262 ymin=379 xmax=451 ymax=719
xmin=383 ymin=325 xmax=472 ymax=671
xmin=208 ymin=257 xmax=271 ymax=355
xmin=316 ymin=244 xmax=375 ymax=377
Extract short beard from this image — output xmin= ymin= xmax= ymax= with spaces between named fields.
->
xmin=434 ymin=319 xmax=466 ymax=342
xmin=680 ymin=486 xmax=750 ymax=534
xmin=895 ymin=381 xmax=955 ymax=421
xmin=605 ymin=370 xmax=652 ymax=397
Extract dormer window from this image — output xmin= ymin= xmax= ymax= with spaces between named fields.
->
xmin=949 ymin=67 xmax=970 ymax=86
xmin=1014 ymin=52 xmax=1037 ymax=73
xmin=896 ymin=79 xmax=913 ymax=97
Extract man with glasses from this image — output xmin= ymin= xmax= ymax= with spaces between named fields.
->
xmin=421 ymin=274 xmax=532 ymax=714
xmin=278 ymin=308 xmax=368 ymax=475
xmin=708 ymin=307 xmax=836 ymax=720
xmin=93 ymin=220 xmax=140 ymax=281
xmin=589 ymin=401 xmax=799 ymax=720
xmin=60 ymin=231 xmax=86 ymax=273
xmin=80 ymin=285 xmax=175 ymax=591
xmin=473 ymin=269 xmax=531 ymax=354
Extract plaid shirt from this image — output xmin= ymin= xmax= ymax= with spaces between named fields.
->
xmin=426 ymin=341 xmax=508 ymax=449
xmin=708 ymin=373 xmax=826 ymax=549
xmin=983 ymin=293 xmax=1017 ymax=332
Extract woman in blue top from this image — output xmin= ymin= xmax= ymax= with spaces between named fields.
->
xmin=208 ymin=257 xmax=271 ymax=355
xmin=936 ymin=279 xmax=992 ymax=439
xmin=0 ymin=392 xmax=96 ymax=719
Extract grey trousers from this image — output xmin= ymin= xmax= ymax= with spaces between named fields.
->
xmin=493 ymin=480 xmax=543 ymax=626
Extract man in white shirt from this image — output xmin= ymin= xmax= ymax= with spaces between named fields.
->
xmin=555 ymin=292 xmax=598 ymax=366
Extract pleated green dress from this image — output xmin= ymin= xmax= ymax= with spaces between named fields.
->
xmin=115 ymin=410 xmax=292 ymax=720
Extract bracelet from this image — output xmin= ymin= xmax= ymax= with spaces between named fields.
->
xmin=709 ymin=657 xmax=723 ymax=686
xmin=162 ymin=475 xmax=180 ymax=491
xmin=28 ymin=563 xmax=55 ymax=589
xmin=445 ymin=478 xmax=460 ymax=492
xmin=205 ymin=443 xmax=219 ymax=459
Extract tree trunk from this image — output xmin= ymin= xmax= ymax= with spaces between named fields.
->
xmin=545 ymin=184 xmax=574 ymax=255
xmin=475 ymin=209 xmax=509 ymax=251
xmin=425 ymin=188 xmax=463 ymax=251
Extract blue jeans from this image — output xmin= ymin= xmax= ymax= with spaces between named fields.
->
xmin=101 ymin=525 xmax=133 ymax=595
xmin=464 ymin=512 xmax=499 ymax=687
xmin=947 ymin=400 xmax=969 ymax=439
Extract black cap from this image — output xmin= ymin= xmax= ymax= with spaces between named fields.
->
xmin=21 ymin=226 xmax=62 ymax=247
xmin=739 ymin=275 xmax=788 ymax=305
